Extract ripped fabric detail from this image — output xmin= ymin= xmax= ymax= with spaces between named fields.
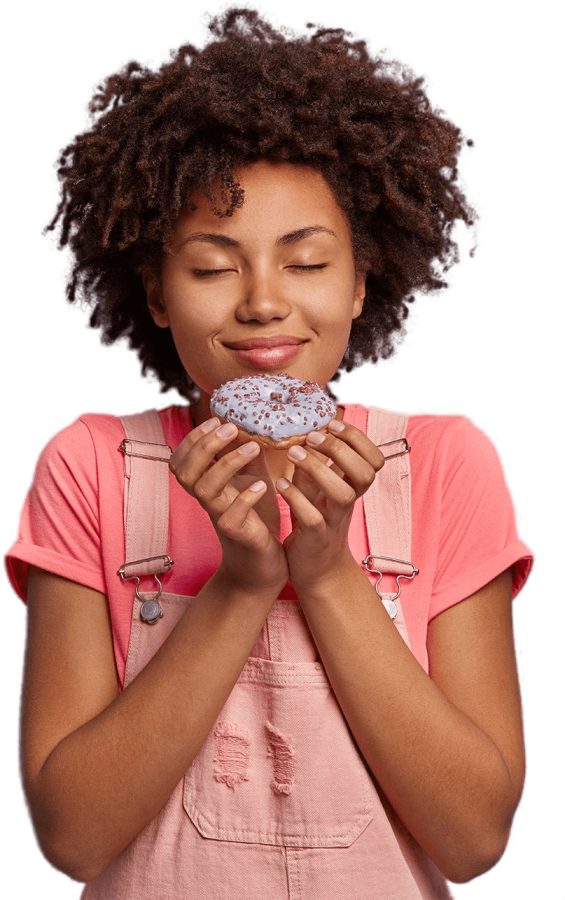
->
xmin=265 ymin=720 xmax=295 ymax=795
xmin=213 ymin=721 xmax=251 ymax=789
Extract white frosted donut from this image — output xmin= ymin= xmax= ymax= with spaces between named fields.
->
xmin=210 ymin=373 xmax=337 ymax=447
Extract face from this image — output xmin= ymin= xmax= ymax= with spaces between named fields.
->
xmin=146 ymin=160 xmax=365 ymax=415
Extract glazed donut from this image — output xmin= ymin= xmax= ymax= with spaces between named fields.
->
xmin=210 ymin=373 xmax=337 ymax=448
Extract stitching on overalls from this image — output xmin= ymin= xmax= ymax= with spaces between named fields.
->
xmin=266 ymin=720 xmax=295 ymax=795
xmin=213 ymin=721 xmax=251 ymax=789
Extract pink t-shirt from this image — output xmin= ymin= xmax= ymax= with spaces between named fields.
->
xmin=6 ymin=404 xmax=532 ymax=686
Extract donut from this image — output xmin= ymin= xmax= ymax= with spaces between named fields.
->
xmin=210 ymin=373 xmax=337 ymax=448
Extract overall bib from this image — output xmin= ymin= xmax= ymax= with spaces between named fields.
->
xmin=81 ymin=408 xmax=451 ymax=900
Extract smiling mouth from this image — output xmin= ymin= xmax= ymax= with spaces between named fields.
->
xmin=225 ymin=336 xmax=306 ymax=350
xmin=225 ymin=338 xmax=306 ymax=367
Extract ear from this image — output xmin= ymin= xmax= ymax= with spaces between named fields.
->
xmin=142 ymin=269 xmax=169 ymax=328
xmin=352 ymin=272 xmax=366 ymax=319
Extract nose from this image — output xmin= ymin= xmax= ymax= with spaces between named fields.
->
xmin=235 ymin=271 xmax=292 ymax=323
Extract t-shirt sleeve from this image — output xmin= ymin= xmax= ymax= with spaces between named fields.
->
xmin=6 ymin=419 xmax=106 ymax=602
xmin=428 ymin=417 xmax=532 ymax=620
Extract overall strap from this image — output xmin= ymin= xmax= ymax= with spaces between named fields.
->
xmin=363 ymin=407 xmax=414 ymax=577
xmin=118 ymin=410 xmax=173 ymax=580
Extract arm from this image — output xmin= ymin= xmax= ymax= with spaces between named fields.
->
xmin=295 ymin=564 xmax=524 ymax=883
xmin=278 ymin=421 xmax=525 ymax=883
xmin=22 ymin=567 xmax=277 ymax=882
xmin=22 ymin=417 xmax=288 ymax=882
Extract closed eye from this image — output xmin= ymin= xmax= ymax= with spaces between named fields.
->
xmin=193 ymin=268 xmax=235 ymax=277
xmin=194 ymin=263 xmax=327 ymax=278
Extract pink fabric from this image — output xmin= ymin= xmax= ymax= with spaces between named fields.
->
xmin=6 ymin=404 xmax=532 ymax=685
xmin=82 ymin=595 xmax=451 ymax=900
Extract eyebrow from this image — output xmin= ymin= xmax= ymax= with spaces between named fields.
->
xmin=178 ymin=225 xmax=337 ymax=251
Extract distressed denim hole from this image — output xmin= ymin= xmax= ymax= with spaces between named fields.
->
xmin=266 ymin=720 xmax=295 ymax=795
xmin=213 ymin=721 xmax=251 ymax=789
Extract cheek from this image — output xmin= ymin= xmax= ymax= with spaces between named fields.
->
xmin=168 ymin=300 xmax=202 ymax=329
xmin=308 ymin=284 xmax=358 ymax=331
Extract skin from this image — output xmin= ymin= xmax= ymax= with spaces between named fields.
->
xmin=145 ymin=160 xmax=366 ymax=483
xmin=22 ymin=161 xmax=525 ymax=884
xmin=146 ymin=161 xmax=369 ymax=574
xmin=143 ymin=156 xmax=525 ymax=881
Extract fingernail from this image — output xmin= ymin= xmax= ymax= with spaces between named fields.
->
xmin=276 ymin=477 xmax=291 ymax=490
xmin=328 ymin=419 xmax=345 ymax=433
xmin=238 ymin=441 xmax=258 ymax=455
xmin=307 ymin=431 xmax=326 ymax=445
xmin=201 ymin=417 xmax=220 ymax=433
xmin=288 ymin=445 xmax=307 ymax=461
xmin=217 ymin=423 xmax=237 ymax=438
xmin=249 ymin=480 xmax=266 ymax=492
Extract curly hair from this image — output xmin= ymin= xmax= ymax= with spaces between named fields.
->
xmin=48 ymin=7 xmax=474 ymax=402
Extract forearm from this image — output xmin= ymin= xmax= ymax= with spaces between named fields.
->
xmin=27 ymin=573 xmax=276 ymax=882
xmin=296 ymin=560 xmax=521 ymax=883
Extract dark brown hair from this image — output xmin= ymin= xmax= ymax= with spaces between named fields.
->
xmin=48 ymin=7 xmax=474 ymax=401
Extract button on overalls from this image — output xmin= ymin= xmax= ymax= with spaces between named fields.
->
xmin=81 ymin=408 xmax=452 ymax=900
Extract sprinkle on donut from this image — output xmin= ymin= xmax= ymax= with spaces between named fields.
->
xmin=210 ymin=374 xmax=337 ymax=447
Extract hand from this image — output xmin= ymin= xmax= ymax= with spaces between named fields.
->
xmin=276 ymin=419 xmax=385 ymax=593
xmin=170 ymin=418 xmax=289 ymax=596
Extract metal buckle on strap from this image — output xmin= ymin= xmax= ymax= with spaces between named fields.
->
xmin=117 ymin=555 xmax=174 ymax=623
xmin=119 ymin=438 xmax=173 ymax=462
xmin=377 ymin=438 xmax=410 ymax=459
xmin=362 ymin=554 xmax=419 ymax=606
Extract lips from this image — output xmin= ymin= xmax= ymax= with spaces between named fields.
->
xmin=225 ymin=336 xmax=305 ymax=350
xmin=225 ymin=336 xmax=307 ymax=367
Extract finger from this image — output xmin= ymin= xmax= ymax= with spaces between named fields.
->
xmin=170 ymin=416 xmax=221 ymax=470
xmin=169 ymin=418 xmax=237 ymax=486
xmin=302 ymin=425 xmax=383 ymax=497
xmin=286 ymin=445 xmax=357 ymax=521
xmin=290 ymin=462 xmax=320 ymax=506
xmin=289 ymin=439 xmax=336 ymax=504
xmin=275 ymin=476 xmax=327 ymax=533
xmin=326 ymin=419 xmax=385 ymax=472
xmin=192 ymin=440 xmax=263 ymax=513
xmin=171 ymin=425 xmax=259 ymax=512
xmin=328 ymin=419 xmax=385 ymax=472
xmin=228 ymin=444 xmax=272 ymax=485
xmin=216 ymin=480 xmax=272 ymax=549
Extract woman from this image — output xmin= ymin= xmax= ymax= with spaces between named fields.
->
xmin=7 ymin=9 xmax=532 ymax=898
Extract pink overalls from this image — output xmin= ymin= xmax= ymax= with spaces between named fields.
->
xmin=81 ymin=408 xmax=452 ymax=899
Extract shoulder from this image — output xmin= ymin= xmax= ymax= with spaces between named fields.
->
xmin=349 ymin=403 xmax=511 ymax=503
xmin=34 ymin=410 xmax=167 ymax=494
xmin=408 ymin=410 xmax=500 ymax=454
xmin=39 ymin=405 xmax=189 ymax=458
xmin=405 ymin=414 xmax=507 ymax=486
xmin=406 ymin=413 xmax=495 ymax=449
xmin=347 ymin=403 xmax=500 ymax=469
xmin=36 ymin=414 xmax=126 ymax=478
xmin=37 ymin=405 xmax=191 ymax=476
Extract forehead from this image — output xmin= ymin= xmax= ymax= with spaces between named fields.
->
xmin=172 ymin=161 xmax=352 ymax=247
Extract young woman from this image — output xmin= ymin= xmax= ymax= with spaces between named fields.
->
xmin=7 ymin=9 xmax=532 ymax=898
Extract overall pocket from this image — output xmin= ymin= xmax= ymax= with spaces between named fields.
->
xmin=126 ymin=595 xmax=405 ymax=849
xmin=183 ymin=605 xmax=375 ymax=848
